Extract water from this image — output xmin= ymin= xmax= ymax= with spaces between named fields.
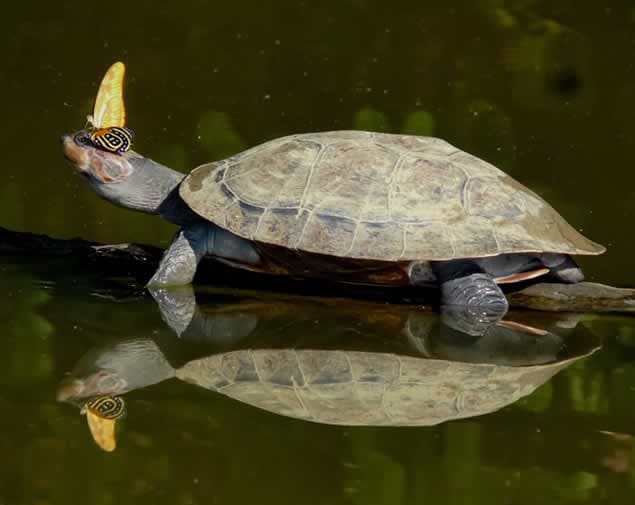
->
xmin=2 ymin=1 xmax=635 ymax=503
xmin=2 ymin=258 xmax=635 ymax=504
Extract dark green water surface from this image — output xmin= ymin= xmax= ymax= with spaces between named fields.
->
xmin=2 ymin=1 xmax=635 ymax=504
xmin=2 ymin=259 xmax=635 ymax=505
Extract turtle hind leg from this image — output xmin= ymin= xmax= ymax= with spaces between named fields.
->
xmin=539 ymin=253 xmax=585 ymax=283
xmin=427 ymin=259 xmax=509 ymax=312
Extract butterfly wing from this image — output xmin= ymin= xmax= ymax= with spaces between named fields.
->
xmin=90 ymin=62 xmax=126 ymax=129
xmin=86 ymin=409 xmax=117 ymax=452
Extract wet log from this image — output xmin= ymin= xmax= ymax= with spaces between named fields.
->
xmin=0 ymin=226 xmax=633 ymax=313
xmin=507 ymin=282 xmax=635 ymax=313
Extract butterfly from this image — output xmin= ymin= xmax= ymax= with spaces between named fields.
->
xmin=86 ymin=62 xmax=134 ymax=153
xmin=90 ymin=126 xmax=135 ymax=153
xmin=81 ymin=396 xmax=126 ymax=452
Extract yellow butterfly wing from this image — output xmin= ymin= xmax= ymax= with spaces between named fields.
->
xmin=89 ymin=61 xmax=126 ymax=129
xmin=86 ymin=409 xmax=117 ymax=452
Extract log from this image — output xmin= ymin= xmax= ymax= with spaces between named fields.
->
xmin=1 ymin=226 xmax=633 ymax=313
xmin=507 ymin=282 xmax=635 ymax=313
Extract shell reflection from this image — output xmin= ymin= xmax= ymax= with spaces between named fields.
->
xmin=177 ymin=346 xmax=585 ymax=427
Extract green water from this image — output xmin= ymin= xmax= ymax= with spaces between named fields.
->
xmin=2 ymin=0 xmax=635 ymax=503
xmin=2 ymin=259 xmax=635 ymax=504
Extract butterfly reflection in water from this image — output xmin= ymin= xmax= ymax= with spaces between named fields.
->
xmin=80 ymin=396 xmax=126 ymax=452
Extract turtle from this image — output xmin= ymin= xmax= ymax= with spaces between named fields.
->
xmin=61 ymin=129 xmax=605 ymax=309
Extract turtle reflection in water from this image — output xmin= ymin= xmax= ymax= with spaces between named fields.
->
xmin=58 ymin=292 xmax=601 ymax=431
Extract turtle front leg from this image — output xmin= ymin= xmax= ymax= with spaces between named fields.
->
xmin=148 ymin=225 xmax=209 ymax=286
xmin=411 ymin=260 xmax=509 ymax=312
xmin=148 ymin=223 xmax=262 ymax=287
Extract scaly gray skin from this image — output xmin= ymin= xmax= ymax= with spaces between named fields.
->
xmin=62 ymin=132 xmax=583 ymax=308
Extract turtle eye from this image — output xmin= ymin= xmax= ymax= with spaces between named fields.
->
xmin=74 ymin=132 xmax=91 ymax=146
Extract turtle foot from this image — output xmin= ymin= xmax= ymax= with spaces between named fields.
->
xmin=440 ymin=272 xmax=509 ymax=311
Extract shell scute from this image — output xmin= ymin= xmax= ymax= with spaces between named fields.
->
xmin=392 ymin=156 xmax=468 ymax=224
xmin=225 ymin=139 xmax=320 ymax=209
xmin=223 ymin=200 xmax=264 ymax=237
xmin=301 ymin=141 xmax=399 ymax=221
xmin=465 ymin=177 xmax=526 ymax=220
xmin=258 ymin=208 xmax=310 ymax=247
xmin=401 ymin=225 xmax=455 ymax=259
xmin=297 ymin=213 xmax=357 ymax=257
xmin=450 ymin=220 xmax=501 ymax=258
xmin=346 ymin=221 xmax=404 ymax=260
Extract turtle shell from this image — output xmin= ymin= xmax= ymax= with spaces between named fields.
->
xmin=180 ymin=131 xmax=605 ymax=261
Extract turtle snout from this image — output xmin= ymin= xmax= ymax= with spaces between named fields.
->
xmin=60 ymin=134 xmax=73 ymax=151
xmin=61 ymin=134 xmax=90 ymax=169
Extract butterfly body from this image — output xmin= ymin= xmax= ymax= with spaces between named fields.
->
xmin=90 ymin=126 xmax=135 ymax=153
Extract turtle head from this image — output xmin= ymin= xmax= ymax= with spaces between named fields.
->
xmin=63 ymin=130 xmax=134 ymax=184
xmin=62 ymin=130 xmax=185 ymax=215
